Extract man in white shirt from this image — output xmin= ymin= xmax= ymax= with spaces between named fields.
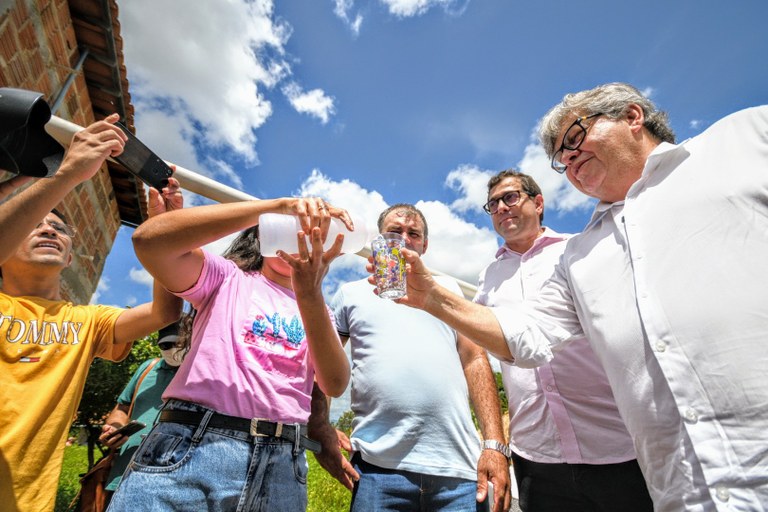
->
xmin=332 ymin=203 xmax=511 ymax=512
xmin=380 ymin=83 xmax=768 ymax=511
xmin=476 ymin=168 xmax=651 ymax=511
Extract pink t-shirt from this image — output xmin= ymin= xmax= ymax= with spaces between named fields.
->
xmin=163 ymin=251 xmax=320 ymax=423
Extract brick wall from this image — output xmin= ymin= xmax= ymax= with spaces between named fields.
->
xmin=0 ymin=0 xmax=123 ymax=304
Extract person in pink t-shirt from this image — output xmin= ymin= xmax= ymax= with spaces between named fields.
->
xmin=107 ymin=197 xmax=352 ymax=512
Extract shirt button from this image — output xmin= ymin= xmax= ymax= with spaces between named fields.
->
xmin=714 ymin=485 xmax=730 ymax=502
xmin=546 ymin=385 xmax=553 ymax=392
xmin=683 ymin=408 xmax=699 ymax=424
xmin=655 ymin=341 xmax=666 ymax=352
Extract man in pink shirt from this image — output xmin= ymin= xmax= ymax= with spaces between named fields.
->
xmin=474 ymin=169 xmax=651 ymax=511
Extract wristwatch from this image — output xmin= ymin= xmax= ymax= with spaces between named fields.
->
xmin=481 ymin=439 xmax=512 ymax=460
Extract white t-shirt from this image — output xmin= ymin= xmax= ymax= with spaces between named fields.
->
xmin=331 ymin=277 xmax=480 ymax=481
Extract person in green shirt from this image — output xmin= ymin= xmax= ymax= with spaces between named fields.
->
xmin=98 ymin=322 xmax=184 ymax=496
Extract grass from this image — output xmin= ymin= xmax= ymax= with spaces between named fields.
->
xmin=55 ymin=444 xmax=88 ymax=512
xmin=56 ymin=444 xmax=350 ymax=512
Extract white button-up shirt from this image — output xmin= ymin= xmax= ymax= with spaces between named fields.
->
xmin=474 ymin=228 xmax=636 ymax=465
xmin=492 ymin=106 xmax=768 ymax=511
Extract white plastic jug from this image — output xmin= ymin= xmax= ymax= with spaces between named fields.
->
xmin=258 ymin=212 xmax=370 ymax=256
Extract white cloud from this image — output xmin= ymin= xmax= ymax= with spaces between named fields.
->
xmin=298 ymin=169 xmax=497 ymax=290
xmin=333 ymin=0 xmax=364 ymax=35
xmin=129 ymin=267 xmax=154 ymax=289
xmin=298 ymin=168 xmax=388 ymax=234
xmin=516 ymin=141 xmax=595 ymax=215
xmin=120 ymin=0 xmax=335 ymax=166
xmin=380 ymin=0 xmax=468 ymax=17
xmin=689 ymin=119 xmax=701 ymax=130
xmin=445 ymin=164 xmax=494 ymax=214
xmin=204 ymin=234 xmax=239 ymax=258
xmin=126 ymin=296 xmax=138 ymax=307
xmin=414 ymin=200 xmax=498 ymax=285
xmin=90 ymin=276 xmax=110 ymax=304
xmin=282 ymin=83 xmax=337 ymax=124
xmin=443 ymin=145 xmax=594 ymax=224
xmin=208 ymin=159 xmax=244 ymax=190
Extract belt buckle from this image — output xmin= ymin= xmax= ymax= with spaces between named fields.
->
xmin=250 ymin=418 xmax=283 ymax=438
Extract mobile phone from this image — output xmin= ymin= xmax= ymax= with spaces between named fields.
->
xmin=112 ymin=121 xmax=173 ymax=191
xmin=483 ymin=481 xmax=495 ymax=512
xmin=108 ymin=420 xmax=146 ymax=439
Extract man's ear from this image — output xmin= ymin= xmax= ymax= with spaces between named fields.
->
xmin=625 ymin=103 xmax=645 ymax=133
xmin=422 ymin=238 xmax=428 ymax=255
xmin=65 ymin=251 xmax=73 ymax=268
xmin=534 ymin=194 xmax=544 ymax=216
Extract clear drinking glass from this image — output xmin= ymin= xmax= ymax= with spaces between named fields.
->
xmin=371 ymin=233 xmax=406 ymax=300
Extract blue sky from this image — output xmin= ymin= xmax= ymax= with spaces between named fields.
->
xmin=92 ymin=0 xmax=767 ymax=317
xmin=87 ymin=0 xmax=766 ymax=419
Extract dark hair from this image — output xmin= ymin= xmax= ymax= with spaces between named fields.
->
xmin=222 ymin=225 xmax=264 ymax=272
xmin=377 ymin=203 xmax=429 ymax=239
xmin=487 ymin=169 xmax=544 ymax=222
xmin=50 ymin=207 xmax=68 ymax=225
xmin=177 ymin=225 xmax=264 ymax=353
xmin=175 ymin=308 xmax=195 ymax=360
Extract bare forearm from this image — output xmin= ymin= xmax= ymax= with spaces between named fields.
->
xmin=133 ymin=199 xmax=284 ymax=260
xmin=113 ymin=280 xmax=182 ymax=344
xmin=425 ymin=287 xmax=512 ymax=360
xmin=463 ymin=352 xmax=505 ymax=442
xmin=299 ymin=294 xmax=350 ymax=397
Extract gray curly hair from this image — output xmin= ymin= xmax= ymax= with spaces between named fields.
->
xmin=538 ymin=83 xmax=675 ymax=158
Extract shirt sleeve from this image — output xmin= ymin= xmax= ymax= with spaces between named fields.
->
xmin=177 ymin=251 xmax=233 ymax=309
xmin=329 ymin=286 xmax=349 ymax=337
xmin=92 ymin=305 xmax=131 ymax=362
xmin=492 ymin=259 xmax=584 ymax=369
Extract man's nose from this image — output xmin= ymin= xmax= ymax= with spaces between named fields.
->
xmin=36 ymin=222 xmax=58 ymax=236
xmin=561 ymin=147 xmax=581 ymax=168
xmin=495 ymin=200 xmax=514 ymax=214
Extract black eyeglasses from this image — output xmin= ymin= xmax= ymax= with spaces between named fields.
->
xmin=35 ymin=219 xmax=77 ymax=238
xmin=482 ymin=190 xmax=529 ymax=215
xmin=158 ymin=341 xmax=176 ymax=351
xmin=551 ymin=113 xmax=603 ymax=173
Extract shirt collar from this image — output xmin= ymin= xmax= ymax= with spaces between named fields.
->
xmin=586 ymin=141 xmax=685 ymax=229
xmin=495 ymin=226 xmax=569 ymax=259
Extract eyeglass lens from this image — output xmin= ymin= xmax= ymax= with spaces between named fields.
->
xmin=158 ymin=342 xmax=176 ymax=351
xmin=485 ymin=191 xmax=522 ymax=214
xmin=36 ymin=220 xmax=74 ymax=237
xmin=552 ymin=114 xmax=601 ymax=172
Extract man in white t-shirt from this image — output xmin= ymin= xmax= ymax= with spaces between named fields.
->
xmin=330 ymin=203 xmax=511 ymax=512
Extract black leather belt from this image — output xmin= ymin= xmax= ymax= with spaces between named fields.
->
xmin=159 ymin=409 xmax=321 ymax=453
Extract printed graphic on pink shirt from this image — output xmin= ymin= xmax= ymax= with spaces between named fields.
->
xmin=242 ymin=312 xmax=307 ymax=378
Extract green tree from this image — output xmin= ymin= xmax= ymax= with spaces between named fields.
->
xmin=334 ymin=410 xmax=354 ymax=436
xmin=495 ymin=371 xmax=508 ymax=414
xmin=74 ymin=333 xmax=161 ymax=467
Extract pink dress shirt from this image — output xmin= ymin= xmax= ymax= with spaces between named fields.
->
xmin=474 ymin=228 xmax=636 ymax=464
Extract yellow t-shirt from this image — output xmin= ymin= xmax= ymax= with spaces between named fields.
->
xmin=0 ymin=292 xmax=129 ymax=512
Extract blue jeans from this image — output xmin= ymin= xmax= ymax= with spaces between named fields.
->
xmin=350 ymin=453 xmax=481 ymax=512
xmin=107 ymin=400 xmax=308 ymax=512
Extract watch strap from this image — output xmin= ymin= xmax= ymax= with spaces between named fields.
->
xmin=481 ymin=439 xmax=512 ymax=459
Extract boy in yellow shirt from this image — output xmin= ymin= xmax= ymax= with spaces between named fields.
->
xmin=0 ymin=114 xmax=181 ymax=512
